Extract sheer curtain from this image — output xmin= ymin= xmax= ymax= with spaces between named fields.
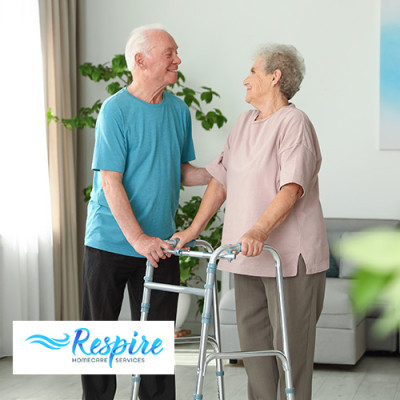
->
xmin=0 ymin=0 xmax=54 ymax=357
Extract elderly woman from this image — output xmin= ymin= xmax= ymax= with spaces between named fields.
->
xmin=172 ymin=44 xmax=329 ymax=400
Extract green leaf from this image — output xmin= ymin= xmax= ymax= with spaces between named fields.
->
xmin=195 ymin=110 xmax=203 ymax=121
xmin=336 ymin=230 xmax=400 ymax=272
xmin=201 ymin=91 xmax=213 ymax=103
xmin=201 ymin=120 xmax=212 ymax=130
xmin=83 ymin=184 xmax=93 ymax=202
xmin=107 ymin=82 xmax=122 ymax=95
xmin=351 ymin=269 xmax=395 ymax=314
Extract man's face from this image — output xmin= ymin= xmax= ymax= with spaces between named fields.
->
xmin=144 ymin=30 xmax=181 ymax=87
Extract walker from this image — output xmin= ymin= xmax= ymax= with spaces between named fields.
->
xmin=131 ymin=240 xmax=295 ymax=400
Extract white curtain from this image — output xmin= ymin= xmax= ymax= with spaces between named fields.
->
xmin=0 ymin=0 xmax=54 ymax=357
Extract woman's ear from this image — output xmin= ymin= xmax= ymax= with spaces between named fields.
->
xmin=272 ymin=69 xmax=282 ymax=84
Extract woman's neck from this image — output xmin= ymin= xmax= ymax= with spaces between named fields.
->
xmin=255 ymin=94 xmax=289 ymax=120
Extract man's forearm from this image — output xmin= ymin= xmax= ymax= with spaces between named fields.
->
xmin=101 ymin=171 xmax=144 ymax=245
xmin=181 ymin=163 xmax=211 ymax=186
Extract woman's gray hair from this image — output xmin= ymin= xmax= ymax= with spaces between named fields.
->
xmin=255 ymin=44 xmax=305 ymax=100
xmin=125 ymin=23 xmax=166 ymax=72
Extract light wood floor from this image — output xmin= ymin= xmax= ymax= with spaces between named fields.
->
xmin=1 ymin=347 xmax=400 ymax=399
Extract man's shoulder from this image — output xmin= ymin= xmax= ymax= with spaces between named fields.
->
xmin=100 ymin=88 xmax=129 ymax=113
xmin=163 ymin=91 xmax=189 ymax=112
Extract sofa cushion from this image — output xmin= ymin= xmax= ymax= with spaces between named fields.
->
xmin=326 ymin=251 xmax=339 ymax=277
xmin=317 ymin=278 xmax=364 ymax=330
xmin=338 ymin=232 xmax=358 ymax=278
xmin=219 ymin=288 xmax=237 ymax=325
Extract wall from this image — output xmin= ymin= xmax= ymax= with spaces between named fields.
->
xmin=77 ymin=0 xmax=400 ymax=334
xmin=78 ymin=0 xmax=400 ymax=225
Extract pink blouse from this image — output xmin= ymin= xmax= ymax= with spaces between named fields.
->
xmin=207 ymin=104 xmax=329 ymax=277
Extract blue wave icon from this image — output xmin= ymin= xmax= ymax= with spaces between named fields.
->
xmin=26 ymin=333 xmax=70 ymax=350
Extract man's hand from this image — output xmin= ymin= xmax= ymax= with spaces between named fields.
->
xmin=132 ymin=233 xmax=172 ymax=267
xmin=239 ymin=225 xmax=268 ymax=257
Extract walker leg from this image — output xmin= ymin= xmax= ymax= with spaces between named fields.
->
xmin=131 ymin=261 xmax=154 ymax=400
xmin=270 ymin=246 xmax=294 ymax=399
xmin=212 ymin=280 xmax=225 ymax=400
xmin=193 ymin=261 xmax=217 ymax=400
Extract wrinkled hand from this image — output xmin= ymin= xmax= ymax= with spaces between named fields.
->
xmin=170 ymin=227 xmax=197 ymax=249
xmin=239 ymin=226 xmax=268 ymax=257
xmin=132 ymin=233 xmax=172 ymax=267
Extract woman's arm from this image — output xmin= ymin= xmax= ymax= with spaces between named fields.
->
xmin=171 ymin=177 xmax=226 ymax=248
xmin=181 ymin=162 xmax=212 ymax=186
xmin=239 ymin=182 xmax=303 ymax=257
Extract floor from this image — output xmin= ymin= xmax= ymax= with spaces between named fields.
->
xmin=1 ymin=347 xmax=400 ymax=399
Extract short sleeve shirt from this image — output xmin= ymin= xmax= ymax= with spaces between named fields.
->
xmin=85 ymin=88 xmax=195 ymax=257
xmin=207 ymin=104 xmax=329 ymax=277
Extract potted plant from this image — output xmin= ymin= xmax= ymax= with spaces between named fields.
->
xmin=48 ymin=54 xmax=227 ymax=321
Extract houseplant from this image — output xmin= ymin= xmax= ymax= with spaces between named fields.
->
xmin=48 ymin=54 xmax=227 ymax=314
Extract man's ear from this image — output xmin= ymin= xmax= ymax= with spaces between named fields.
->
xmin=135 ymin=52 xmax=146 ymax=70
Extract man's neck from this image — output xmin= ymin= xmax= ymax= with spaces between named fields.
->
xmin=127 ymin=81 xmax=165 ymax=104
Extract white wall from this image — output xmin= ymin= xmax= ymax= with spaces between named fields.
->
xmin=77 ymin=0 xmax=400 ymax=237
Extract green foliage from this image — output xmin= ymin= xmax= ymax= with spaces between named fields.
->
xmin=336 ymin=229 xmax=400 ymax=336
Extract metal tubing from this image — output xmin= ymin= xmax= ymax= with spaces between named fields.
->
xmin=193 ymin=244 xmax=238 ymax=399
xmin=204 ymin=350 xmax=288 ymax=372
xmin=131 ymin=261 xmax=154 ymax=400
xmin=264 ymin=245 xmax=294 ymax=400
xmin=132 ymin=241 xmax=294 ymax=400
xmin=212 ymin=275 xmax=225 ymax=399
xmin=144 ymin=282 xmax=205 ymax=297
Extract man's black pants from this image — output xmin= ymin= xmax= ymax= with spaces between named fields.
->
xmin=81 ymin=246 xmax=180 ymax=400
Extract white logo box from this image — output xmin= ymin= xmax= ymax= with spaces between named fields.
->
xmin=13 ymin=321 xmax=174 ymax=375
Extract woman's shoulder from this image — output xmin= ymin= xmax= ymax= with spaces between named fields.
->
xmin=281 ymin=104 xmax=313 ymax=126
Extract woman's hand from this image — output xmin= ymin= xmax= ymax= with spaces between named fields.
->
xmin=170 ymin=227 xmax=198 ymax=249
xmin=239 ymin=225 xmax=268 ymax=257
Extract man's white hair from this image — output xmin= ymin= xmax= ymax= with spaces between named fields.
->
xmin=125 ymin=23 xmax=166 ymax=72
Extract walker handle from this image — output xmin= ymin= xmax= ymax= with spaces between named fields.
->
xmin=169 ymin=238 xmax=197 ymax=248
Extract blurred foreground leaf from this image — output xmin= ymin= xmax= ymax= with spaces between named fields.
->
xmin=336 ymin=229 xmax=400 ymax=336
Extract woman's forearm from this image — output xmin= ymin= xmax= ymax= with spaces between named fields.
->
xmin=239 ymin=183 xmax=303 ymax=257
xmin=172 ymin=177 xmax=226 ymax=247
xmin=190 ymin=177 xmax=227 ymax=235
xmin=255 ymin=183 xmax=303 ymax=237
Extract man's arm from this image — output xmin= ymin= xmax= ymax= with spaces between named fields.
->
xmin=100 ymin=170 xmax=170 ymax=267
xmin=181 ymin=162 xmax=211 ymax=186
xmin=239 ymin=183 xmax=304 ymax=257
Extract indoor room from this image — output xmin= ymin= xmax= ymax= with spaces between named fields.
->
xmin=1 ymin=0 xmax=400 ymax=399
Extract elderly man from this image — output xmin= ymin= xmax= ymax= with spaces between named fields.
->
xmin=81 ymin=24 xmax=210 ymax=400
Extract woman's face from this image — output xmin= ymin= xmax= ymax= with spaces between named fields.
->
xmin=243 ymin=57 xmax=273 ymax=106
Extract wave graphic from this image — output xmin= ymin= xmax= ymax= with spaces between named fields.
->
xmin=26 ymin=333 xmax=70 ymax=350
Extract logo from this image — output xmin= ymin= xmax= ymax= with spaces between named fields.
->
xmin=13 ymin=321 xmax=174 ymax=375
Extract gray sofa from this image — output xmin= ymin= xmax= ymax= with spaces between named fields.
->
xmin=218 ymin=218 xmax=400 ymax=365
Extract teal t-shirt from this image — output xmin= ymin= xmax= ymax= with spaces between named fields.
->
xmin=84 ymin=88 xmax=195 ymax=257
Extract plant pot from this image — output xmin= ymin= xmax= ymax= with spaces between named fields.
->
xmin=175 ymin=292 xmax=192 ymax=332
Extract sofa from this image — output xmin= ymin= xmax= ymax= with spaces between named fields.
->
xmin=218 ymin=218 xmax=400 ymax=365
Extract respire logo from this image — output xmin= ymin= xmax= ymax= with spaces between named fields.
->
xmin=13 ymin=321 xmax=174 ymax=375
